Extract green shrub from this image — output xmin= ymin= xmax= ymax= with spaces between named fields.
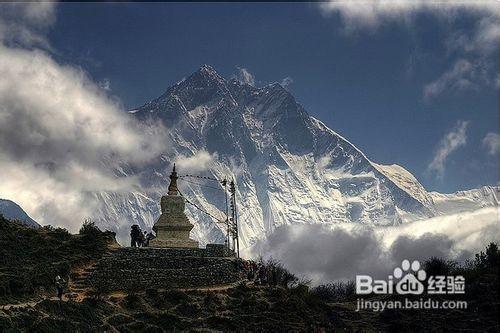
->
xmin=79 ymin=219 xmax=102 ymax=237
xmin=290 ymin=282 xmax=310 ymax=298
xmin=423 ymin=257 xmax=456 ymax=276
xmin=311 ymin=281 xmax=356 ymax=302
xmin=259 ymin=258 xmax=299 ymax=288
xmin=474 ymin=242 xmax=499 ymax=270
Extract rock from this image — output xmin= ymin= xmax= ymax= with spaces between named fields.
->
xmin=84 ymin=247 xmax=241 ymax=292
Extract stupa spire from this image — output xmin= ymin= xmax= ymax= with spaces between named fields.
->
xmin=168 ymin=164 xmax=179 ymax=196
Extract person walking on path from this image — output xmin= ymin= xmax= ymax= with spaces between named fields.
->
xmin=55 ymin=275 xmax=65 ymax=301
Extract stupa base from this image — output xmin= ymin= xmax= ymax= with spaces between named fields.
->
xmin=149 ymin=237 xmax=199 ymax=249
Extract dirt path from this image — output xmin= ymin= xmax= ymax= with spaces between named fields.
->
xmin=0 ymin=282 xmax=242 ymax=311
xmin=1 ymin=301 xmax=40 ymax=311
xmin=0 ymin=297 xmax=65 ymax=311
xmin=100 ymin=282 xmax=241 ymax=299
xmin=180 ymin=282 xmax=241 ymax=292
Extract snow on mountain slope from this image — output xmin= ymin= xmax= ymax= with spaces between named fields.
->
xmin=430 ymin=186 xmax=499 ymax=215
xmin=372 ymin=163 xmax=437 ymax=222
xmin=91 ymin=65 xmax=498 ymax=247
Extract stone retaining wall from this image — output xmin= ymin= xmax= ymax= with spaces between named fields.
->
xmin=85 ymin=246 xmax=242 ymax=292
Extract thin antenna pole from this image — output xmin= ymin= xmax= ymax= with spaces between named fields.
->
xmin=234 ymin=179 xmax=240 ymax=258
xmin=223 ymin=178 xmax=230 ymax=251
xmin=229 ymin=180 xmax=235 ymax=254
xmin=229 ymin=180 xmax=239 ymax=258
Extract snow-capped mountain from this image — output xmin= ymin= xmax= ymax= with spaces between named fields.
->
xmin=93 ymin=65 xmax=499 ymax=247
xmin=0 ymin=198 xmax=40 ymax=228
xmin=430 ymin=186 xmax=498 ymax=215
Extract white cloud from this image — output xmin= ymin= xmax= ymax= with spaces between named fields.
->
xmin=0 ymin=44 xmax=169 ymax=230
xmin=0 ymin=3 xmax=169 ymax=231
xmin=280 ymin=76 xmax=294 ymax=88
xmin=427 ymin=120 xmax=469 ymax=178
xmin=14 ymin=2 xmax=57 ymax=27
xmin=249 ymin=207 xmax=499 ymax=285
xmin=319 ymin=0 xmax=499 ymax=30
xmin=475 ymin=16 xmax=500 ymax=54
xmin=0 ymin=2 xmax=57 ymax=49
xmin=99 ymin=78 xmax=111 ymax=91
xmin=482 ymin=132 xmax=500 ymax=155
xmin=235 ymin=66 xmax=255 ymax=86
xmin=0 ymin=21 xmax=52 ymax=50
xmin=317 ymin=155 xmax=332 ymax=170
xmin=175 ymin=150 xmax=216 ymax=173
xmin=319 ymin=1 xmax=499 ymax=98
xmin=423 ymin=59 xmax=488 ymax=100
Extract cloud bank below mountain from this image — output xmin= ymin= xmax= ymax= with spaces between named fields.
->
xmin=249 ymin=207 xmax=499 ymax=285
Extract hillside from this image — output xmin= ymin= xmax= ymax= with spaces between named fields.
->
xmin=0 ymin=216 xmax=114 ymax=303
xmin=0 ymin=217 xmax=498 ymax=332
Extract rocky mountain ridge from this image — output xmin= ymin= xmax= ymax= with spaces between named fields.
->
xmin=0 ymin=198 xmax=40 ymax=228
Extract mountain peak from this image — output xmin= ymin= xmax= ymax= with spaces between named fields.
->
xmin=198 ymin=64 xmax=217 ymax=73
xmin=160 ymin=64 xmax=235 ymax=111
xmin=193 ymin=64 xmax=222 ymax=81
xmin=176 ymin=64 xmax=227 ymax=91
xmin=265 ymin=82 xmax=288 ymax=93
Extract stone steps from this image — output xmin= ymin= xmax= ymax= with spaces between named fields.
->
xmin=69 ymin=262 xmax=100 ymax=293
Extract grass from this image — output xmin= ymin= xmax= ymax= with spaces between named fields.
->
xmin=0 ymin=215 xmax=113 ymax=302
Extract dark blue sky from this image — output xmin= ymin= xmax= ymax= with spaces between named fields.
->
xmin=49 ymin=3 xmax=498 ymax=193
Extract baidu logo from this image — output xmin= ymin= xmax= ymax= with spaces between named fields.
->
xmin=393 ymin=259 xmax=426 ymax=295
xmin=356 ymin=259 xmax=464 ymax=295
